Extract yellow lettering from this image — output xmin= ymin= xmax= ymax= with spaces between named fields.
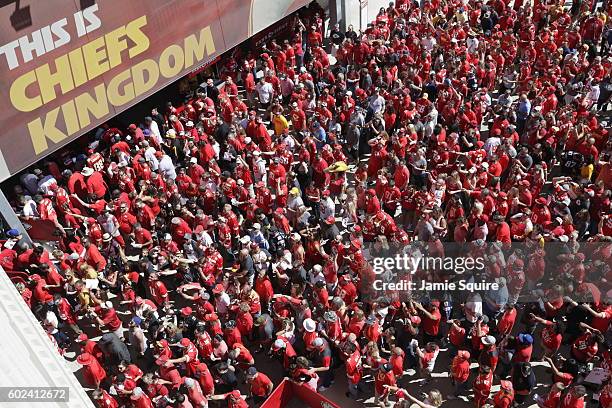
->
xmin=27 ymin=107 xmax=66 ymax=154
xmin=159 ymin=44 xmax=184 ymax=78
xmin=132 ymin=59 xmax=159 ymax=97
xmin=184 ymin=27 xmax=216 ymax=68
xmin=62 ymin=99 xmax=80 ymax=136
xmin=107 ymin=67 xmax=134 ymax=106
xmin=68 ymin=47 xmax=88 ymax=88
xmin=105 ymin=26 xmax=129 ymax=69
xmin=75 ymin=83 xmax=110 ymax=128
xmin=82 ymin=36 xmax=109 ymax=81
xmin=35 ymin=54 xmax=75 ymax=105
xmin=126 ymin=15 xmax=149 ymax=58
xmin=10 ymin=70 xmax=42 ymax=112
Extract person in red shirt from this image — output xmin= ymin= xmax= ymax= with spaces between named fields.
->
xmin=129 ymin=387 xmax=153 ymax=408
xmin=416 ymin=342 xmax=440 ymax=383
xmin=183 ymin=377 xmax=207 ymax=407
xmin=66 ymin=169 xmax=88 ymax=198
xmin=497 ymin=303 xmax=517 ymax=336
xmin=147 ymin=273 xmax=169 ymax=308
xmin=414 ymin=299 xmax=441 ymax=343
xmin=229 ymin=342 xmax=255 ymax=370
xmin=91 ymin=301 xmax=123 ymax=339
xmin=374 ymin=362 xmax=396 ymax=406
xmin=341 ymin=340 xmax=362 ymax=399
xmin=479 ymin=335 xmax=499 ymax=372
xmin=571 ymin=329 xmax=601 ymax=363
xmin=307 ymin=336 xmax=333 ymax=391
xmin=544 ymin=356 xmax=574 ymax=387
xmin=118 ymin=360 xmax=143 ymax=382
xmin=447 ymin=319 xmax=466 ymax=357
xmin=531 ymin=315 xmax=563 ymax=357
xmin=245 ymin=367 xmax=273 ymax=404
xmin=168 ymin=338 xmax=199 ymax=376
xmin=560 ymin=385 xmax=587 ymax=408
xmin=473 ymin=365 xmax=494 ymax=407
xmin=270 ymin=337 xmax=297 ymax=371
xmin=389 ymin=347 xmax=405 ymax=378
xmin=492 ymin=380 xmax=515 ymax=408
xmin=493 ymin=213 xmax=512 ymax=246
xmin=82 ymin=167 xmax=107 ymax=199
xmin=581 ymin=301 xmax=612 ymax=333
xmin=77 ymin=352 xmax=107 ymax=388
xmin=83 ymin=238 xmax=107 ymax=272
xmin=512 ymin=333 xmax=534 ymax=363
xmin=92 ymin=389 xmax=118 ymax=408
xmin=77 ymin=333 xmax=104 ymax=362
xmin=54 ymin=293 xmax=81 ymax=335
xmin=192 ymin=361 xmax=214 ymax=397
xmin=132 ymin=223 xmax=153 ymax=250
xmin=210 ymin=390 xmax=249 ymax=408
xmin=448 ymin=350 xmax=471 ymax=399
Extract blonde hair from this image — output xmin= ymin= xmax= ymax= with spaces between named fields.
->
xmin=427 ymin=389 xmax=443 ymax=407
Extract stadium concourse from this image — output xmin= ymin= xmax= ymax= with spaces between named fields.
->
xmin=0 ymin=0 xmax=611 ymax=408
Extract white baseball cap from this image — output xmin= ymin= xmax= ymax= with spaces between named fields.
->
xmin=303 ymin=318 xmax=316 ymax=332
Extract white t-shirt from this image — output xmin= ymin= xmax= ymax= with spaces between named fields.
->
xmin=144 ymin=147 xmax=159 ymax=171
xmin=216 ymin=292 xmax=231 ymax=315
xmin=22 ymin=197 xmax=39 ymax=218
xmin=158 ymin=155 xmax=176 ymax=180
xmin=256 ymin=82 xmax=274 ymax=104
xmin=148 ymin=121 xmax=162 ymax=145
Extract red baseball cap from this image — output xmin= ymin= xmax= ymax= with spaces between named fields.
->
xmin=204 ymin=313 xmax=219 ymax=322
xmin=180 ymin=307 xmax=193 ymax=317
xmin=77 ymin=353 xmax=94 ymax=365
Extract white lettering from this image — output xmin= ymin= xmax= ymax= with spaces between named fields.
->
xmin=18 ymin=30 xmax=46 ymax=64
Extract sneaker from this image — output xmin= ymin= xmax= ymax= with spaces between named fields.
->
xmin=318 ymin=386 xmax=329 ymax=392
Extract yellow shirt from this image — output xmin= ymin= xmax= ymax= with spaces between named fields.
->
xmin=272 ymin=114 xmax=289 ymax=135
xmin=581 ymin=163 xmax=593 ymax=180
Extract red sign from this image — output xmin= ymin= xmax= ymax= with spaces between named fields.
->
xmin=261 ymin=379 xmax=342 ymax=408
xmin=0 ymin=0 xmax=311 ymax=181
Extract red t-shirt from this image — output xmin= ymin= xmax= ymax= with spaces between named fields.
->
xmin=345 ymin=350 xmax=362 ymax=384
xmin=249 ymin=373 xmax=272 ymax=397
xmin=560 ymin=394 xmax=584 ymax=408
xmin=421 ymin=307 xmax=441 ymax=336
xmin=451 ymin=357 xmax=470 ymax=383
xmin=449 ymin=325 xmax=466 ymax=346
xmin=497 ymin=309 xmax=517 ymax=335
xmin=541 ymin=322 xmax=562 ymax=351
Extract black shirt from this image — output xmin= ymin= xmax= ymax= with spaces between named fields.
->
xmin=345 ymin=30 xmax=358 ymax=42
xmin=330 ymin=29 xmax=345 ymax=45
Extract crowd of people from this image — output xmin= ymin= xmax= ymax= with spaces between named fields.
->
xmin=1 ymin=0 xmax=611 ymax=407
